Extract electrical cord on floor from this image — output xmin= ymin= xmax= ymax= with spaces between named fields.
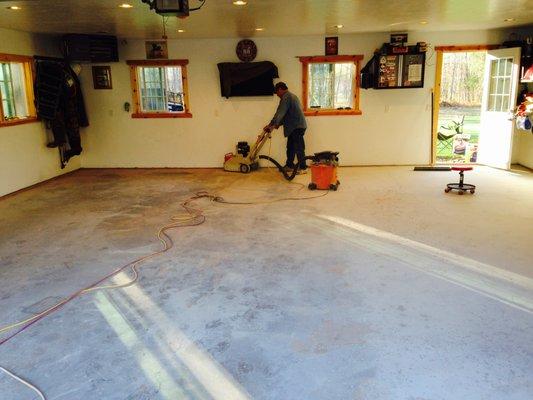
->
xmin=213 ymin=190 xmax=329 ymax=205
xmin=0 ymin=366 xmax=46 ymax=400
xmin=0 ymin=192 xmax=215 ymax=342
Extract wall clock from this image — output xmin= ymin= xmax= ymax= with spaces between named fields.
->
xmin=236 ymin=39 xmax=257 ymax=62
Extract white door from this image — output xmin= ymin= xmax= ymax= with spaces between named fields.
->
xmin=478 ymin=47 xmax=521 ymax=169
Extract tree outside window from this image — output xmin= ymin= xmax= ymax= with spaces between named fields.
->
xmin=0 ymin=54 xmax=36 ymax=127
xmin=299 ymin=55 xmax=363 ymax=116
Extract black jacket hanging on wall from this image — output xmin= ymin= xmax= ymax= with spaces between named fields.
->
xmin=34 ymin=58 xmax=89 ymax=168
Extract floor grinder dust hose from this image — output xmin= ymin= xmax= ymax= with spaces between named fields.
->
xmin=258 ymin=155 xmax=316 ymax=181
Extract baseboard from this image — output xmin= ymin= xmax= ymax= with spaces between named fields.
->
xmin=0 ymin=168 xmax=81 ymax=201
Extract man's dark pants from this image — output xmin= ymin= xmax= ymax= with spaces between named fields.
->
xmin=286 ymin=128 xmax=306 ymax=170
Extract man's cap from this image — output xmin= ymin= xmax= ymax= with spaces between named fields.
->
xmin=274 ymin=82 xmax=288 ymax=91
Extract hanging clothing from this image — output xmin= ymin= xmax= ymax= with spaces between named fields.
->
xmin=34 ymin=59 xmax=89 ymax=168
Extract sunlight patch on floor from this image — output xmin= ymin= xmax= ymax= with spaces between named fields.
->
xmin=315 ymin=214 xmax=533 ymax=313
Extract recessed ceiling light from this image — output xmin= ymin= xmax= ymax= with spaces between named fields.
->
xmin=420 ymin=20 xmax=428 ymax=25
xmin=178 ymin=29 xmax=185 ymax=33
xmin=334 ymin=24 xmax=344 ymax=28
xmin=6 ymin=6 xmax=21 ymax=10
xmin=504 ymin=18 xmax=515 ymax=22
xmin=255 ymin=27 xmax=264 ymax=31
xmin=233 ymin=1 xmax=247 ymax=5
xmin=119 ymin=3 xmax=133 ymax=8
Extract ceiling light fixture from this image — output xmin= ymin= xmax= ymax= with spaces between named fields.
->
xmin=420 ymin=20 xmax=428 ymax=25
xmin=6 ymin=6 xmax=21 ymax=10
xmin=334 ymin=24 xmax=344 ymax=28
xmin=119 ymin=3 xmax=133 ymax=8
xmin=233 ymin=1 xmax=247 ymax=5
xmin=178 ymin=29 xmax=185 ymax=33
xmin=255 ymin=27 xmax=264 ymax=31
xmin=504 ymin=18 xmax=515 ymax=22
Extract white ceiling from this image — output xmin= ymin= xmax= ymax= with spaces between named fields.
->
xmin=0 ymin=0 xmax=531 ymax=39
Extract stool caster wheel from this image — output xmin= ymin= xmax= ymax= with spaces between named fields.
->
xmin=458 ymin=190 xmax=465 ymax=195
xmin=329 ymin=184 xmax=338 ymax=191
xmin=444 ymin=187 xmax=451 ymax=193
xmin=470 ymin=189 xmax=475 ymax=194
xmin=308 ymin=183 xmax=317 ymax=190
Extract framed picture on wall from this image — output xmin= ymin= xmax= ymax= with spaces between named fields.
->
xmin=92 ymin=66 xmax=112 ymax=89
xmin=325 ymin=37 xmax=338 ymax=56
xmin=145 ymin=40 xmax=169 ymax=59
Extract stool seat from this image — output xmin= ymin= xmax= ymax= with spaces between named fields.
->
xmin=445 ymin=166 xmax=475 ymax=195
xmin=451 ymin=166 xmax=473 ymax=172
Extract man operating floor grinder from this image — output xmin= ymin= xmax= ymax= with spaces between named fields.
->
xmin=263 ymin=81 xmax=308 ymax=175
xmin=223 ymin=81 xmax=340 ymax=190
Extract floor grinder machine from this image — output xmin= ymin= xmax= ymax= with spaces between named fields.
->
xmin=223 ymin=130 xmax=340 ymax=189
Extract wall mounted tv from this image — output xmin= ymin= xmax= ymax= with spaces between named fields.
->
xmin=217 ymin=61 xmax=279 ymax=98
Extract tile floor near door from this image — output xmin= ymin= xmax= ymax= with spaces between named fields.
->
xmin=1 ymin=166 xmax=532 ymax=400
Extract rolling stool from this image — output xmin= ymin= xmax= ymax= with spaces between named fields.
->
xmin=445 ymin=166 xmax=476 ymax=195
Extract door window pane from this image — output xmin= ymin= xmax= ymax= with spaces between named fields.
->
xmin=487 ymin=57 xmax=513 ymax=112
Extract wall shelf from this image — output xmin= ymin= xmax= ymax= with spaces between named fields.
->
xmin=361 ymin=44 xmax=426 ymax=90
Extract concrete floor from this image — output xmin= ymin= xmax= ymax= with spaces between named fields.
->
xmin=0 ymin=166 xmax=532 ymax=400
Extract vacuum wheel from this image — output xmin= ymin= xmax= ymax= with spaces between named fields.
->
xmin=308 ymin=183 xmax=317 ymax=190
xmin=240 ymin=164 xmax=251 ymax=174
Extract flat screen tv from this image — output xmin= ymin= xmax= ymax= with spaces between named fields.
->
xmin=217 ymin=61 xmax=279 ymax=98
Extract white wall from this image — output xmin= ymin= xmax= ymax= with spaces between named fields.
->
xmin=514 ymin=130 xmax=533 ymax=169
xmin=81 ymin=29 xmax=515 ymax=169
xmin=0 ymin=28 xmax=81 ymax=197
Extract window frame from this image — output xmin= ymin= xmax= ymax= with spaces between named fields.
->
xmin=127 ymin=59 xmax=192 ymax=118
xmin=299 ymin=55 xmax=363 ymax=117
xmin=0 ymin=53 xmax=37 ymax=128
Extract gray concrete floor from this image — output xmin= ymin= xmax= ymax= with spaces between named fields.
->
xmin=0 ymin=166 xmax=532 ymax=400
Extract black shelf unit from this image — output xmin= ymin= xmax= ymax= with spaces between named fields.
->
xmin=361 ymin=44 xmax=426 ymax=89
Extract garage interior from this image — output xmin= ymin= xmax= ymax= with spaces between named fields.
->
xmin=0 ymin=1 xmax=532 ymax=399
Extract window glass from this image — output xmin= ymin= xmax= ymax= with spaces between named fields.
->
xmin=487 ymin=57 xmax=512 ymax=112
xmin=0 ymin=62 xmax=30 ymax=120
xmin=308 ymin=62 xmax=355 ymax=110
xmin=138 ymin=66 xmax=184 ymax=113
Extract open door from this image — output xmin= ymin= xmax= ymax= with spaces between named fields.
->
xmin=477 ymin=47 xmax=521 ymax=169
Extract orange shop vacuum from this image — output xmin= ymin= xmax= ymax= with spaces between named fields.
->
xmin=307 ymin=151 xmax=340 ymax=191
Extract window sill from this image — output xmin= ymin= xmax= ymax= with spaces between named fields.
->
xmin=0 ymin=116 xmax=39 ymax=128
xmin=132 ymin=112 xmax=193 ymax=119
xmin=304 ymin=109 xmax=362 ymax=117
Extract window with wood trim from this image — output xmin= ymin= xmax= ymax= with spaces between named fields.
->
xmin=299 ymin=55 xmax=363 ymax=116
xmin=127 ymin=59 xmax=192 ymax=118
xmin=0 ymin=54 xmax=37 ymax=127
